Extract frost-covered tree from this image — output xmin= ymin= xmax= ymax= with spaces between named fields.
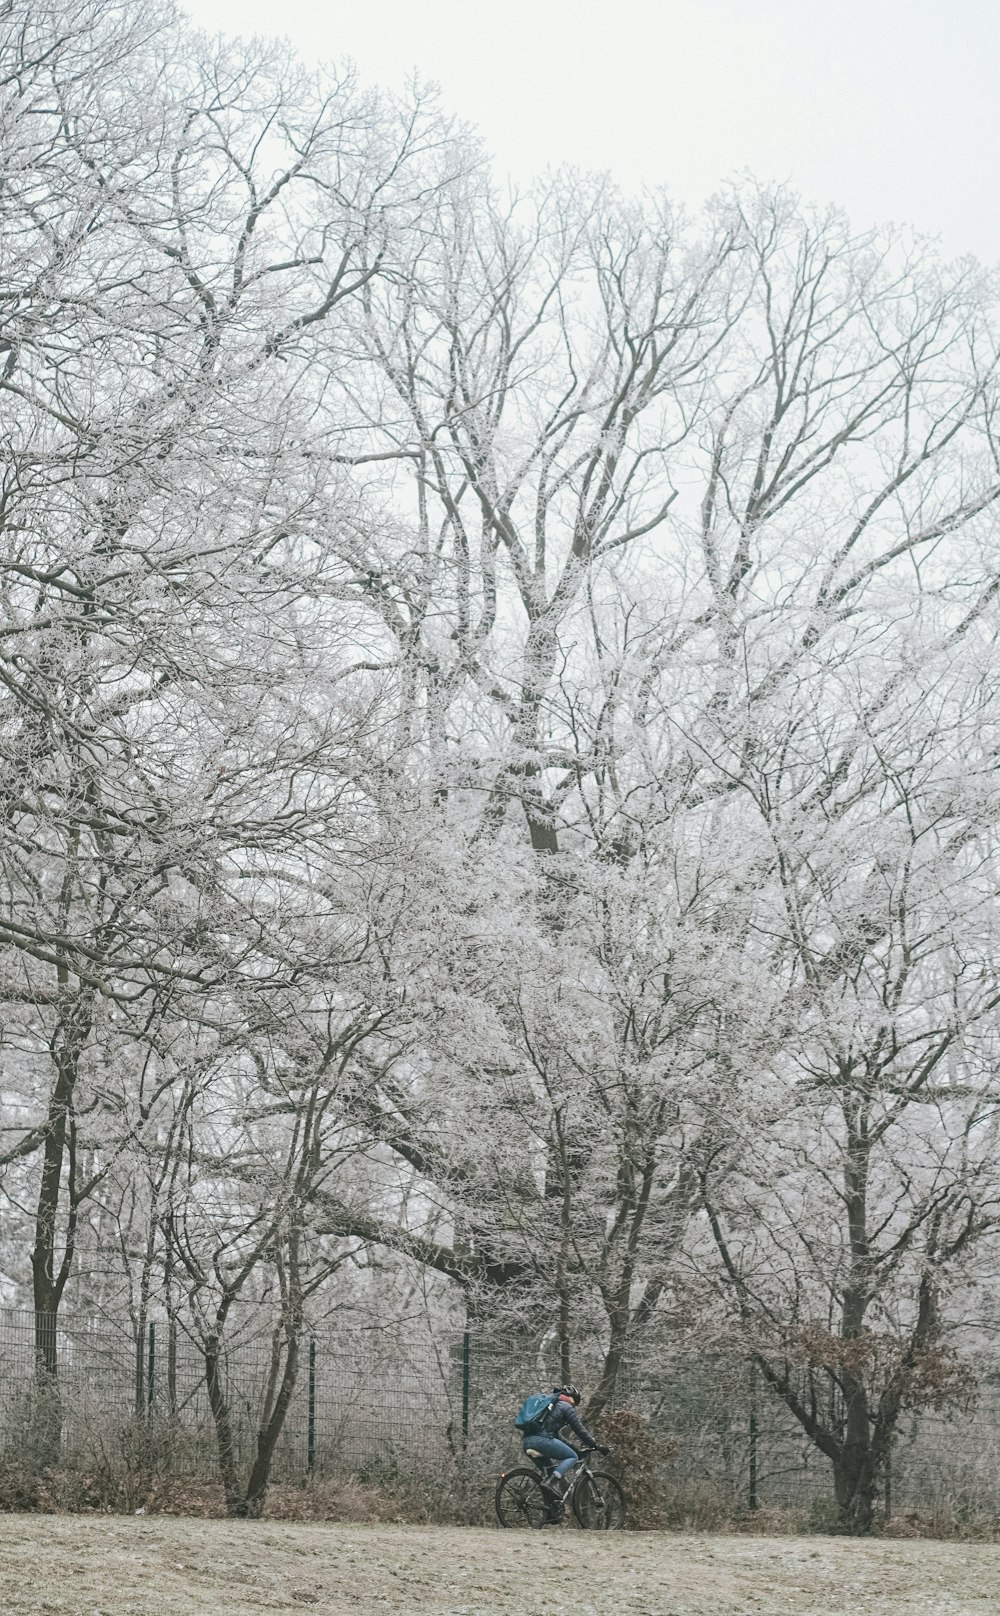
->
xmin=0 ymin=0 xmax=462 ymax=1381
xmin=696 ymin=629 xmax=1000 ymax=1531
xmin=3 ymin=0 xmax=1000 ymax=1529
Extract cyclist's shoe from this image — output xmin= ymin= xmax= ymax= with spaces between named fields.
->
xmin=541 ymin=1481 xmax=565 ymax=1523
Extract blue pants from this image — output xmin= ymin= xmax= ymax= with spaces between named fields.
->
xmin=523 ymin=1434 xmax=578 ymax=1479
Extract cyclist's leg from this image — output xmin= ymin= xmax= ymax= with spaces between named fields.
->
xmin=550 ymin=1440 xmax=579 ymax=1482
xmin=523 ymin=1434 xmax=576 ymax=1477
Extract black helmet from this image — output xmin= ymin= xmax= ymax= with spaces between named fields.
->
xmin=555 ymin=1384 xmax=581 ymax=1404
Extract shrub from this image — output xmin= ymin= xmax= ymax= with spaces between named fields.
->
xmin=599 ymin=1407 xmax=676 ymax=1529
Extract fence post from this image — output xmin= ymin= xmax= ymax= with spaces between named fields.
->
xmin=307 ymin=1338 xmax=316 ymax=1475
xmin=147 ymin=1322 xmax=155 ymax=1415
xmin=748 ymin=1362 xmax=759 ymax=1511
xmin=461 ymin=1329 xmax=470 ymax=1443
xmin=167 ymin=1315 xmax=178 ymax=1415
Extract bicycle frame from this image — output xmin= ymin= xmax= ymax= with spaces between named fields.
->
xmin=559 ymin=1457 xmax=596 ymax=1503
xmin=527 ymin=1445 xmax=599 ymax=1500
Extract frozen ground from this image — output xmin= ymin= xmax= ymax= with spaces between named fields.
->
xmin=0 ymin=1516 xmax=997 ymax=1615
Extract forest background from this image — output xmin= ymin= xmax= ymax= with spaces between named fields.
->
xmin=2 ymin=0 xmax=1000 ymax=1535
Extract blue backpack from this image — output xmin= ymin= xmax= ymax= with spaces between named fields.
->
xmin=514 ymin=1392 xmax=555 ymax=1435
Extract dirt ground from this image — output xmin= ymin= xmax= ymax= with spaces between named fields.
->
xmin=0 ymin=1516 xmax=998 ymax=1616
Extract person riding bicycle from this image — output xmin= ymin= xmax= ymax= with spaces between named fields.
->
xmin=521 ymin=1385 xmax=607 ymax=1520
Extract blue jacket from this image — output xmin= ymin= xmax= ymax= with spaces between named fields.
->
xmin=538 ymin=1395 xmax=597 ymax=1448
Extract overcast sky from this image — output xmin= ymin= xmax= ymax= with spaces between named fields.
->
xmin=180 ymin=0 xmax=1000 ymax=264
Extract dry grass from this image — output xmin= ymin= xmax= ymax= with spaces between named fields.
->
xmin=1 ymin=1516 xmax=999 ymax=1615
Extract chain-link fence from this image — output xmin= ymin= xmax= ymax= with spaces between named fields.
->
xmin=1 ymin=1307 xmax=997 ymax=1525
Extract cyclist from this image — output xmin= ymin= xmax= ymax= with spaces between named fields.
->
xmin=521 ymin=1384 xmax=607 ymax=1521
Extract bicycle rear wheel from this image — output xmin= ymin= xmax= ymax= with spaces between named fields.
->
xmin=495 ymin=1467 xmax=548 ymax=1528
xmin=571 ymin=1469 xmax=627 ymax=1529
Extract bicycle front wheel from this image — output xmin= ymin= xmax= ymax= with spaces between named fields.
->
xmin=495 ymin=1467 xmax=548 ymax=1528
xmin=571 ymin=1469 xmax=627 ymax=1529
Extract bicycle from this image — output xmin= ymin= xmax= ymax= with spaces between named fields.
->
xmin=495 ymin=1445 xmax=626 ymax=1529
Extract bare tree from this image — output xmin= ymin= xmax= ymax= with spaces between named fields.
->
xmin=0 ymin=0 xmax=461 ymax=1388
xmin=290 ymin=185 xmax=1000 ymax=1444
xmin=696 ymin=630 xmax=1000 ymax=1531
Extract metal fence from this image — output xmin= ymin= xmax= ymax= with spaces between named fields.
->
xmin=1 ymin=1307 xmax=998 ymax=1523
xmin=0 ymin=1308 xmax=488 ymax=1488
xmin=622 ymin=1349 xmax=1000 ymax=1524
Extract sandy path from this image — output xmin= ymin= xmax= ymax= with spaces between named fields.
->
xmin=0 ymin=1516 xmax=997 ymax=1615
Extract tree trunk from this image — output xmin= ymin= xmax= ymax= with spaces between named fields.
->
xmin=31 ymin=1057 xmax=74 ymax=1372
xmin=31 ymin=990 xmax=94 ymax=1362
xmin=832 ymin=1443 xmax=880 ymax=1535
xmin=245 ymin=1336 xmax=301 ymax=1516
xmin=588 ymin=1301 xmax=630 ymax=1420
xmin=29 ymin=991 xmax=93 ymax=1463
xmin=204 ymin=1333 xmax=245 ymax=1516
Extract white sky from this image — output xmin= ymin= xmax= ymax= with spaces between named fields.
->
xmin=180 ymin=0 xmax=1000 ymax=264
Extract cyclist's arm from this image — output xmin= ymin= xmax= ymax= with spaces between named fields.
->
xmin=560 ymin=1403 xmax=598 ymax=1448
